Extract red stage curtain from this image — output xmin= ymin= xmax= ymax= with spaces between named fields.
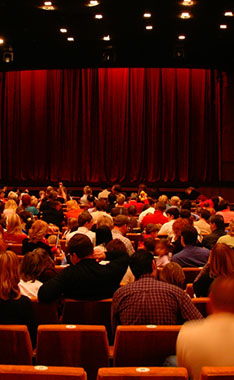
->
xmin=0 ymin=68 xmax=219 ymax=184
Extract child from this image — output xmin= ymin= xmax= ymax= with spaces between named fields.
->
xmin=155 ymin=238 xmax=172 ymax=267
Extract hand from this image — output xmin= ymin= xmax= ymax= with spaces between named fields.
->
xmin=92 ymin=247 xmax=106 ymax=262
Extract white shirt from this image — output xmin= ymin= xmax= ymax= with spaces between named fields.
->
xmin=138 ymin=207 xmax=155 ymax=224
xmin=19 ymin=279 xmax=43 ymax=298
xmin=66 ymin=226 xmax=96 ymax=246
xmin=91 ymin=210 xmax=112 ymax=224
xmin=98 ymin=189 xmax=110 ymax=199
xmin=177 ymin=313 xmax=234 ymax=380
xmin=158 ymin=219 xmax=175 ymax=239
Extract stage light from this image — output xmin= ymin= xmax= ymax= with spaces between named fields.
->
xmin=60 ymin=28 xmax=67 ymax=33
xmin=224 ymin=12 xmax=233 ymax=17
xmin=220 ymin=24 xmax=227 ymax=29
xmin=67 ymin=37 xmax=75 ymax=41
xmin=0 ymin=38 xmax=4 ymax=45
xmin=180 ymin=12 xmax=191 ymax=19
xmin=178 ymin=35 xmax=186 ymax=40
xmin=143 ymin=13 xmax=152 ymax=18
xmin=146 ymin=25 xmax=153 ymax=30
xmin=103 ymin=35 xmax=110 ymax=41
xmin=95 ymin=14 xmax=103 ymax=19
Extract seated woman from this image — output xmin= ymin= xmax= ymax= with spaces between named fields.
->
xmin=22 ymin=220 xmax=56 ymax=257
xmin=160 ymin=262 xmax=185 ymax=289
xmin=217 ymin=220 xmax=234 ymax=248
xmin=193 ymin=242 xmax=234 ymax=297
xmin=3 ymin=199 xmax=17 ymax=218
xmin=0 ymin=250 xmax=37 ymax=346
xmin=80 ymin=185 xmax=93 ymax=206
xmin=155 ymin=238 xmax=172 ymax=267
xmin=65 ymin=200 xmax=82 ymax=220
xmin=4 ymin=213 xmax=27 ymax=244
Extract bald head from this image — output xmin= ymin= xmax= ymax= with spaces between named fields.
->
xmin=209 ymin=275 xmax=234 ymax=314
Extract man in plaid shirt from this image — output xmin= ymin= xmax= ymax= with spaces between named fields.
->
xmin=112 ymin=251 xmax=202 ymax=332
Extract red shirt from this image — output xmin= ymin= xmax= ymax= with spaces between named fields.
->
xmin=141 ymin=210 xmax=168 ymax=229
xmin=4 ymin=232 xmax=27 ymax=244
xmin=124 ymin=200 xmax=144 ymax=214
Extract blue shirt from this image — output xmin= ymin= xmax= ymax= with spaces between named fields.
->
xmin=172 ymin=246 xmax=210 ymax=267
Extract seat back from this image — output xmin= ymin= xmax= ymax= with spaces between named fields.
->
xmin=0 ymin=325 xmax=32 ymax=365
xmin=113 ymin=325 xmax=181 ymax=367
xmin=31 ymin=298 xmax=59 ymax=324
xmin=97 ymin=367 xmax=188 ymax=380
xmin=0 ymin=365 xmax=87 ymax=380
xmin=126 ymin=233 xmax=142 ymax=250
xmin=183 ymin=268 xmax=201 ymax=284
xmin=192 ymin=297 xmax=210 ymax=317
xmin=61 ymin=298 xmax=113 ymax=343
xmin=36 ymin=324 xmax=109 ymax=380
xmin=7 ymin=244 xmax=22 ymax=255
xmin=200 ymin=366 xmax=234 ymax=379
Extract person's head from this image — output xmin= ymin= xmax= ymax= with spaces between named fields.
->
xmin=83 ymin=186 xmax=92 ymax=195
xmin=209 ymin=243 xmax=234 ymax=278
xmin=31 ymin=196 xmax=38 ymax=207
xmin=7 ymin=191 xmax=18 ymax=202
xmin=113 ymin=215 xmax=129 ymax=235
xmin=218 ymin=200 xmax=228 ymax=211
xmin=21 ymin=194 xmax=31 ymax=207
xmin=144 ymin=237 xmax=156 ymax=253
xmin=128 ymin=205 xmax=137 ymax=216
xmin=116 ymin=194 xmax=125 ymax=206
xmin=20 ymin=249 xmax=53 ymax=282
xmin=17 ymin=210 xmax=34 ymax=233
xmin=228 ymin=220 xmax=234 ymax=237
xmin=166 ymin=207 xmax=179 ymax=220
xmin=160 ymin=262 xmax=185 ymax=289
xmin=66 ymin=200 xmax=80 ymax=211
xmin=39 ymin=190 xmax=45 ymax=199
xmin=170 ymin=196 xmax=181 ymax=207
xmin=145 ymin=223 xmax=161 ymax=238
xmin=209 ymin=275 xmax=234 ymax=314
xmin=209 ymin=214 xmax=225 ymax=232
xmin=68 ymin=233 xmax=93 ymax=264
xmin=180 ymin=209 xmax=191 ymax=219
xmin=130 ymin=250 xmax=155 ymax=280
xmin=111 ymin=184 xmax=122 ymax=194
xmin=181 ymin=200 xmax=192 ymax=211
xmin=87 ymin=194 xmax=95 ymax=205
xmin=28 ymin=220 xmax=49 ymax=243
xmin=181 ymin=225 xmax=198 ymax=246
xmin=155 ymin=238 xmax=171 ymax=257
xmin=172 ymin=217 xmax=190 ymax=239
xmin=97 ymin=215 xmax=114 ymax=230
xmin=78 ymin=211 xmax=93 ymax=229
xmin=106 ymin=238 xmax=127 ymax=255
xmin=156 ymin=201 xmax=166 ymax=212
xmin=0 ymin=251 xmax=20 ymax=300
xmin=95 ymin=199 xmax=107 ymax=211
xmin=108 ymin=192 xmax=116 ymax=204
xmin=200 ymin=208 xmax=211 ymax=221
xmin=46 ymin=186 xmax=54 ymax=197
xmin=67 ymin=217 xmax=78 ymax=231
xmin=158 ymin=195 xmax=168 ymax=204
xmin=148 ymin=197 xmax=157 ymax=207
xmin=96 ymin=226 xmax=112 ymax=247
xmin=6 ymin=213 xmax=23 ymax=235
xmin=4 ymin=199 xmax=17 ymax=211
xmin=48 ymin=190 xmax=58 ymax=201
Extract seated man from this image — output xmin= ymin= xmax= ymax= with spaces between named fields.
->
xmin=177 ymin=275 xmax=234 ymax=380
xmin=201 ymin=214 xmax=226 ymax=250
xmin=111 ymin=250 xmax=202 ymax=332
xmin=66 ymin=210 xmax=96 ymax=246
xmin=112 ymin=215 xmax=135 ymax=256
xmin=172 ymin=225 xmax=209 ymax=267
xmin=38 ymin=233 xmax=129 ymax=301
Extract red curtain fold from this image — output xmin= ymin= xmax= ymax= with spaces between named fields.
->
xmin=0 ymin=68 xmax=219 ymax=184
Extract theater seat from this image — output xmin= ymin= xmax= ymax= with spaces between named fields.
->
xmin=113 ymin=325 xmax=181 ymax=367
xmin=7 ymin=244 xmax=22 ymax=255
xmin=0 ymin=325 xmax=32 ymax=365
xmin=200 ymin=366 xmax=234 ymax=379
xmin=192 ymin=298 xmax=210 ymax=317
xmin=36 ymin=325 xmax=109 ymax=380
xmin=31 ymin=298 xmax=59 ymax=325
xmin=97 ymin=367 xmax=188 ymax=380
xmin=0 ymin=365 xmax=87 ymax=380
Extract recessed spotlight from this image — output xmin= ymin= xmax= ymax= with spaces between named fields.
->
xmin=180 ymin=12 xmax=191 ymax=19
xmin=143 ymin=13 xmax=152 ymax=18
xmin=103 ymin=35 xmax=110 ymax=41
xmin=224 ymin=11 xmax=233 ymax=17
xmin=178 ymin=35 xmax=186 ymax=40
xmin=146 ymin=25 xmax=153 ymax=30
xmin=40 ymin=1 xmax=55 ymax=10
xmin=0 ymin=38 xmax=4 ymax=45
xmin=95 ymin=14 xmax=103 ymax=19
xmin=67 ymin=37 xmax=74 ymax=41
xmin=44 ymin=1 xmax=52 ymax=5
xmin=181 ymin=0 xmax=194 ymax=5
xmin=86 ymin=0 xmax=100 ymax=7
xmin=60 ymin=28 xmax=67 ymax=33
xmin=220 ymin=24 xmax=227 ymax=29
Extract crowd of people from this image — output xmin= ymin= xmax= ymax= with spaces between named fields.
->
xmin=0 ymin=182 xmax=234 ymax=379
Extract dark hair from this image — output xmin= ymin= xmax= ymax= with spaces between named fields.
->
xmin=106 ymin=239 xmax=127 ymax=255
xmin=96 ymin=226 xmax=112 ymax=247
xmin=145 ymin=223 xmax=160 ymax=234
xmin=112 ymin=184 xmax=122 ymax=194
xmin=181 ymin=200 xmax=191 ymax=211
xmin=87 ymin=194 xmax=95 ymax=203
xmin=180 ymin=209 xmax=191 ymax=219
xmin=218 ymin=200 xmax=228 ymax=211
xmin=200 ymin=208 xmax=211 ymax=221
xmin=160 ymin=262 xmax=185 ymax=289
xmin=210 ymin=214 xmax=225 ymax=231
xmin=95 ymin=199 xmax=107 ymax=211
xmin=144 ymin=237 xmax=156 ymax=252
xmin=130 ymin=250 xmax=154 ymax=279
xmin=17 ymin=210 xmax=34 ymax=233
xmin=114 ymin=215 xmax=129 ymax=227
xmin=128 ymin=205 xmax=137 ymax=216
xmin=156 ymin=202 xmax=166 ymax=212
xmin=181 ymin=225 xmax=198 ymax=246
xmin=166 ymin=207 xmax=179 ymax=219
xmin=78 ymin=211 xmax=92 ymax=227
xmin=20 ymin=249 xmax=53 ymax=282
xmin=108 ymin=193 xmax=116 ymax=204
xmin=68 ymin=233 xmax=93 ymax=258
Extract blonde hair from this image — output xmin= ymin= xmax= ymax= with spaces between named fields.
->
xmin=228 ymin=220 xmax=234 ymax=237
xmin=66 ymin=200 xmax=80 ymax=211
xmin=4 ymin=199 xmax=17 ymax=210
xmin=159 ymin=194 xmax=168 ymax=204
xmin=210 ymin=243 xmax=234 ymax=278
xmin=29 ymin=220 xmax=49 ymax=243
xmin=97 ymin=215 xmax=114 ymax=229
xmin=117 ymin=194 xmax=125 ymax=205
xmin=0 ymin=251 xmax=20 ymax=300
xmin=6 ymin=214 xmax=23 ymax=235
xmin=31 ymin=196 xmax=38 ymax=207
xmin=83 ymin=186 xmax=92 ymax=195
xmin=170 ymin=196 xmax=181 ymax=207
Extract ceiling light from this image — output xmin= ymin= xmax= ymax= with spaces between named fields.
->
xmin=95 ymin=14 xmax=103 ymax=19
xmin=178 ymin=35 xmax=186 ymax=40
xmin=180 ymin=12 xmax=191 ymax=19
xmin=181 ymin=0 xmax=194 ymax=5
xmin=143 ymin=13 xmax=152 ymax=18
xmin=40 ymin=1 xmax=55 ymax=10
xmin=44 ymin=1 xmax=52 ymax=5
xmin=86 ymin=0 xmax=100 ymax=6
xmin=103 ymin=35 xmax=110 ymax=41
xmin=0 ymin=38 xmax=4 ymax=45
xmin=220 ymin=24 xmax=227 ymax=29
xmin=146 ymin=25 xmax=153 ymax=30
xmin=67 ymin=37 xmax=74 ymax=41
xmin=60 ymin=28 xmax=67 ymax=33
xmin=224 ymin=11 xmax=233 ymax=17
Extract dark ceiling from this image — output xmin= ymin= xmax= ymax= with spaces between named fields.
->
xmin=0 ymin=0 xmax=234 ymax=70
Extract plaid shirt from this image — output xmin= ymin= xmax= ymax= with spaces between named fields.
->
xmin=112 ymin=229 xmax=135 ymax=256
xmin=111 ymin=275 xmax=202 ymax=332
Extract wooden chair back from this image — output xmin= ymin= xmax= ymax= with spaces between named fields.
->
xmin=36 ymin=324 xmax=109 ymax=380
xmin=97 ymin=367 xmax=188 ymax=380
xmin=7 ymin=244 xmax=22 ymax=255
xmin=126 ymin=233 xmax=142 ymax=250
xmin=183 ymin=268 xmax=201 ymax=284
xmin=31 ymin=297 xmax=59 ymax=324
xmin=113 ymin=325 xmax=181 ymax=367
xmin=0 ymin=365 xmax=87 ymax=380
xmin=200 ymin=366 xmax=234 ymax=379
xmin=192 ymin=297 xmax=210 ymax=317
xmin=0 ymin=325 xmax=32 ymax=365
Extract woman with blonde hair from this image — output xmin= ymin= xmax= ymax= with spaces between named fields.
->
xmin=217 ymin=220 xmax=234 ymax=248
xmin=80 ymin=185 xmax=93 ymax=206
xmin=0 ymin=250 xmax=36 ymax=346
xmin=65 ymin=200 xmax=82 ymax=219
xmin=194 ymin=242 xmax=234 ymax=297
xmin=4 ymin=213 xmax=27 ymax=244
xmin=22 ymin=220 xmax=56 ymax=257
xmin=3 ymin=199 xmax=17 ymax=218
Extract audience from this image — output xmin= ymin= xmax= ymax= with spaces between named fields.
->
xmin=4 ymin=213 xmax=27 ymax=243
xmin=112 ymin=215 xmax=135 ymax=256
xmin=201 ymin=214 xmax=226 ymax=249
xmin=66 ymin=210 xmax=96 ymax=245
